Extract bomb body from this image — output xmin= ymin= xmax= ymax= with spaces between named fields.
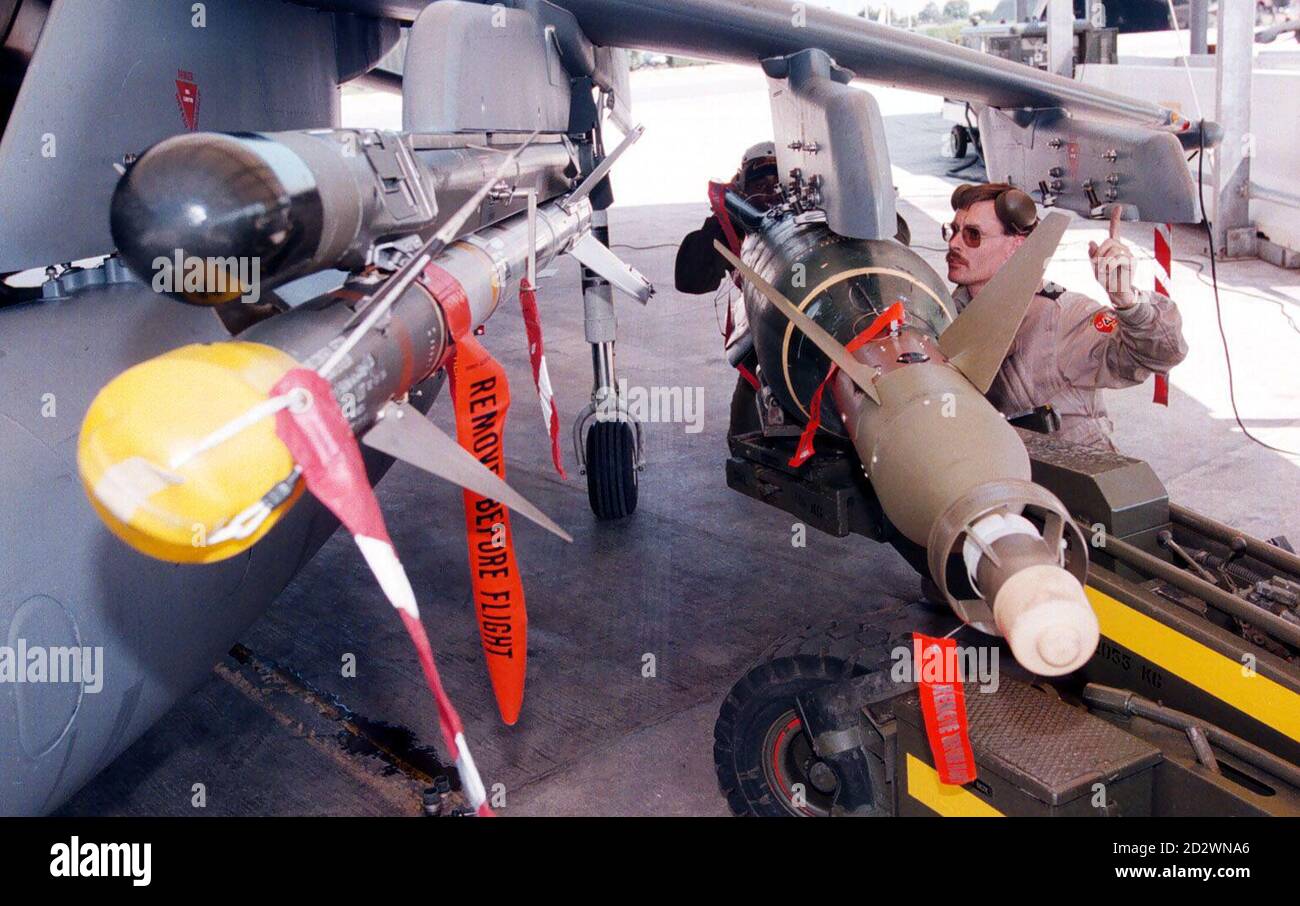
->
xmin=738 ymin=214 xmax=1097 ymax=675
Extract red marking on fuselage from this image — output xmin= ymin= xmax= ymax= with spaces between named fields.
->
xmin=175 ymin=70 xmax=200 ymax=131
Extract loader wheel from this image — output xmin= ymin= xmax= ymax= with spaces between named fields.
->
xmin=586 ymin=419 xmax=638 ymax=520
xmin=714 ymin=622 xmax=893 ymax=817
xmin=728 ymin=373 xmax=761 ymax=436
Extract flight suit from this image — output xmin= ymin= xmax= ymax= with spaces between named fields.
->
xmin=952 ymin=283 xmax=1189 ymax=451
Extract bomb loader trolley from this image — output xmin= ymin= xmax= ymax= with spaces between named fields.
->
xmin=715 ymin=419 xmax=1300 ymax=817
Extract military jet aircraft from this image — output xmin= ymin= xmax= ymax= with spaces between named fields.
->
xmin=8 ymin=0 xmax=1293 ymax=820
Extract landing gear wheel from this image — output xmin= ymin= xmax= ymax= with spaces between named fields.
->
xmin=585 ymin=419 xmax=638 ymax=520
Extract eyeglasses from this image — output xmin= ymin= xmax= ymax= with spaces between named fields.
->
xmin=942 ymin=222 xmax=989 ymax=248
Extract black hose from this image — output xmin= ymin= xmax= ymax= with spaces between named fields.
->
xmin=722 ymin=190 xmax=767 ymax=233
xmin=1084 ymin=684 xmax=1300 ymax=788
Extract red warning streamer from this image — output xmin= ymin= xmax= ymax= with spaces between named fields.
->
xmin=788 ymin=302 xmax=906 ymax=468
xmin=271 ymin=367 xmax=494 ymax=816
xmin=518 ymin=278 xmax=567 ymax=478
xmin=420 ymin=262 xmax=530 ymax=727
xmin=708 ymin=180 xmax=744 ymax=258
xmin=1152 ymin=223 xmax=1173 ymax=407
xmin=913 ymin=634 xmax=977 ymax=786
xmin=447 ymin=336 xmax=528 ymax=726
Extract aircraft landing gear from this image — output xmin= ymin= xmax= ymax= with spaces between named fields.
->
xmin=942 ymin=124 xmax=970 ymax=160
xmin=573 ymin=209 xmax=645 ymax=520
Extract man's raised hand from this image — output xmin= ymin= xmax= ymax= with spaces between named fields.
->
xmin=1088 ymin=206 xmax=1137 ymax=309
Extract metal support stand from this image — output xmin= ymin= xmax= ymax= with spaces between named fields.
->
xmin=1189 ymin=0 xmax=1210 ymax=56
xmin=1046 ymin=0 xmax=1074 ymax=78
xmin=584 ymin=207 xmax=618 ymax=410
xmin=1213 ymin=0 xmax=1258 ymax=259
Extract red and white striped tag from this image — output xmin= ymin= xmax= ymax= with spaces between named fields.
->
xmin=272 ymin=367 xmax=495 ymax=816
xmin=1152 ymin=223 xmax=1173 ymax=407
xmin=518 ymin=278 xmax=567 ymax=479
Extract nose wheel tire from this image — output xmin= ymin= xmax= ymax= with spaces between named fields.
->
xmin=586 ymin=419 xmax=639 ymax=520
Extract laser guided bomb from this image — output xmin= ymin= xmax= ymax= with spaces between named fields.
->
xmin=78 ymin=126 xmax=652 ymax=564
xmin=716 ymin=201 xmax=1099 ymax=677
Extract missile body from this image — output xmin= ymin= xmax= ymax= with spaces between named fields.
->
xmin=110 ymin=129 xmax=577 ymax=304
xmin=737 ymin=215 xmax=1097 ymax=675
xmin=85 ymin=120 xmax=656 ymax=564
xmin=243 ymin=196 xmax=596 ymax=433
xmin=79 ymin=194 xmax=596 ymax=563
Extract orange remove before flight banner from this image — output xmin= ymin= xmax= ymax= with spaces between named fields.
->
xmin=448 ymin=334 xmax=527 ymax=726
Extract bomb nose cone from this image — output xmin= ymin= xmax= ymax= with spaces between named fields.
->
xmin=993 ymin=564 xmax=1100 ymax=676
xmin=1037 ymin=626 xmax=1083 ymax=670
xmin=111 ymin=133 xmax=323 ymax=305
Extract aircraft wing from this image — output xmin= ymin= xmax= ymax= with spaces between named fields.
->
xmin=317 ymin=0 xmax=1208 ymax=222
xmin=307 ymin=0 xmax=1183 ymax=130
xmin=541 ymin=0 xmax=1179 ymax=128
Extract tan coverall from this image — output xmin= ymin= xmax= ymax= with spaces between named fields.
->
xmin=952 ymin=284 xmax=1189 ymax=451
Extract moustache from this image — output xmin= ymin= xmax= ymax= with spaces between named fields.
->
xmin=946 ymin=252 xmax=967 ymax=267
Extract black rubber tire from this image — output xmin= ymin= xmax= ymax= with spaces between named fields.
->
xmin=585 ymin=419 xmax=638 ymax=520
xmin=728 ymin=373 xmax=762 ymax=436
xmin=948 ymin=125 xmax=969 ymax=160
xmin=714 ymin=621 xmax=894 ymax=817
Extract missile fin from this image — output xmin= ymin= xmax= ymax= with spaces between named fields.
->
xmin=938 ymin=211 xmax=1070 ymax=394
xmin=568 ymin=232 xmax=655 ymax=303
xmin=713 ymin=240 xmax=881 ymax=405
xmin=362 ymin=401 xmax=573 ymax=543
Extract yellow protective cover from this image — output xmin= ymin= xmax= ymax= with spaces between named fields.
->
xmin=78 ymin=341 xmax=302 ymax=563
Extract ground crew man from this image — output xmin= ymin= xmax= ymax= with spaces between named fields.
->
xmin=675 ymin=141 xmax=781 ymax=295
xmin=944 ymin=182 xmax=1189 ymax=451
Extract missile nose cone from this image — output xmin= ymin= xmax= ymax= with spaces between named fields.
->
xmin=77 ymin=341 xmax=303 ymax=563
xmin=110 ymin=133 xmax=322 ymax=305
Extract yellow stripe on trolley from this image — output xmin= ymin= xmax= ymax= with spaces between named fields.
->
xmin=905 ymin=754 xmax=1003 ymax=817
xmin=1086 ymin=587 xmax=1300 ymax=744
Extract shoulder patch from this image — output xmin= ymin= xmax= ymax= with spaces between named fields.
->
xmin=1040 ymin=282 xmax=1067 ymax=301
xmin=1092 ymin=310 xmax=1118 ymax=334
